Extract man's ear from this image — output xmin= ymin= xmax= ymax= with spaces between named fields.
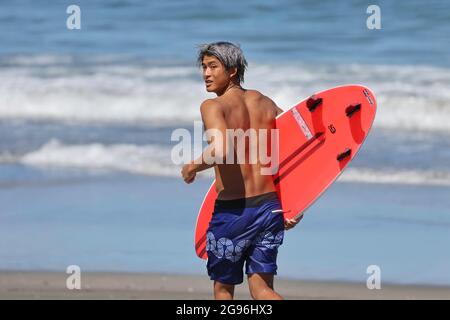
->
xmin=228 ymin=67 xmax=238 ymax=79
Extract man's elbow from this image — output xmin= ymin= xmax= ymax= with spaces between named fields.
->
xmin=214 ymin=143 xmax=233 ymax=164
xmin=212 ymin=147 xmax=228 ymax=164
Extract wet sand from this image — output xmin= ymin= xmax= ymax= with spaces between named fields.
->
xmin=1 ymin=271 xmax=450 ymax=300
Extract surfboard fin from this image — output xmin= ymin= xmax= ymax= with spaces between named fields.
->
xmin=337 ymin=148 xmax=352 ymax=161
xmin=346 ymin=103 xmax=361 ymax=118
xmin=307 ymin=95 xmax=323 ymax=112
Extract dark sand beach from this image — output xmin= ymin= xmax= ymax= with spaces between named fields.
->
xmin=1 ymin=271 xmax=450 ymax=300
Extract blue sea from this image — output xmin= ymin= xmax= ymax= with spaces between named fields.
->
xmin=1 ymin=0 xmax=450 ymax=286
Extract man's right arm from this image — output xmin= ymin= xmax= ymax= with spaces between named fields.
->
xmin=262 ymin=95 xmax=303 ymax=231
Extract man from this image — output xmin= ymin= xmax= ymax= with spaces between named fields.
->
xmin=181 ymin=42 xmax=299 ymax=300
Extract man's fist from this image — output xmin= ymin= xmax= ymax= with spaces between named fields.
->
xmin=284 ymin=214 xmax=303 ymax=231
xmin=181 ymin=162 xmax=196 ymax=184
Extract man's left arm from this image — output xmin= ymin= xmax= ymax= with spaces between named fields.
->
xmin=181 ymin=100 xmax=228 ymax=183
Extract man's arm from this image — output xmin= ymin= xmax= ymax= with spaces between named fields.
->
xmin=194 ymin=99 xmax=229 ymax=170
xmin=263 ymin=94 xmax=303 ymax=231
xmin=181 ymin=99 xmax=229 ymax=183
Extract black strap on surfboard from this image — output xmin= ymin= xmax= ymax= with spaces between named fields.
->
xmin=346 ymin=103 xmax=361 ymax=118
xmin=307 ymin=95 xmax=323 ymax=112
xmin=337 ymin=148 xmax=352 ymax=161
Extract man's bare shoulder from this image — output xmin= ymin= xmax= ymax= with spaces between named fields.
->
xmin=200 ymin=98 xmax=222 ymax=110
xmin=245 ymin=90 xmax=275 ymax=104
xmin=245 ymin=90 xmax=281 ymax=112
xmin=244 ymin=89 xmax=265 ymax=100
xmin=199 ymin=99 xmax=225 ymax=121
xmin=245 ymin=90 xmax=273 ymax=108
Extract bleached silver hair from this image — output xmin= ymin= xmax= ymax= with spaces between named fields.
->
xmin=197 ymin=41 xmax=248 ymax=83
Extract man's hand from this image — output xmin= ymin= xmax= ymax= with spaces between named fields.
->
xmin=284 ymin=214 xmax=303 ymax=231
xmin=181 ymin=162 xmax=196 ymax=184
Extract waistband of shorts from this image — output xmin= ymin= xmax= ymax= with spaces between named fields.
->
xmin=214 ymin=191 xmax=279 ymax=210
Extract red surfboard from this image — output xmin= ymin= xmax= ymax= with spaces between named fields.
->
xmin=194 ymin=84 xmax=377 ymax=259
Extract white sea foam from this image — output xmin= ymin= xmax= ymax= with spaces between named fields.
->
xmin=338 ymin=167 xmax=450 ymax=187
xmin=1 ymin=55 xmax=450 ymax=132
xmin=2 ymin=139 xmax=449 ymax=186
xmin=16 ymin=139 xmax=177 ymax=177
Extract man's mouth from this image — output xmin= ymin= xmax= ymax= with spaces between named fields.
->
xmin=205 ymin=80 xmax=213 ymax=86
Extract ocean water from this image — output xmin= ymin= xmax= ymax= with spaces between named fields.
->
xmin=0 ymin=0 xmax=449 ymax=285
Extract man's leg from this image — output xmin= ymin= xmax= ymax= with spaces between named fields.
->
xmin=248 ymin=273 xmax=283 ymax=300
xmin=214 ymin=280 xmax=235 ymax=300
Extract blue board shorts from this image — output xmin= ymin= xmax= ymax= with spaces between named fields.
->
xmin=206 ymin=191 xmax=285 ymax=285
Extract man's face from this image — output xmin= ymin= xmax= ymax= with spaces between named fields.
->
xmin=201 ymin=55 xmax=232 ymax=94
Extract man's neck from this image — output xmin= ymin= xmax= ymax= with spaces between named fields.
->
xmin=216 ymin=82 xmax=242 ymax=97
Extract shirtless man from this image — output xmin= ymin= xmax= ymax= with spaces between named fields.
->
xmin=181 ymin=42 xmax=299 ymax=300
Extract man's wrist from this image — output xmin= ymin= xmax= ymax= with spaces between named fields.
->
xmin=189 ymin=161 xmax=198 ymax=174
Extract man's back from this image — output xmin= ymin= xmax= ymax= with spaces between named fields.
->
xmin=212 ymin=88 xmax=281 ymax=200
